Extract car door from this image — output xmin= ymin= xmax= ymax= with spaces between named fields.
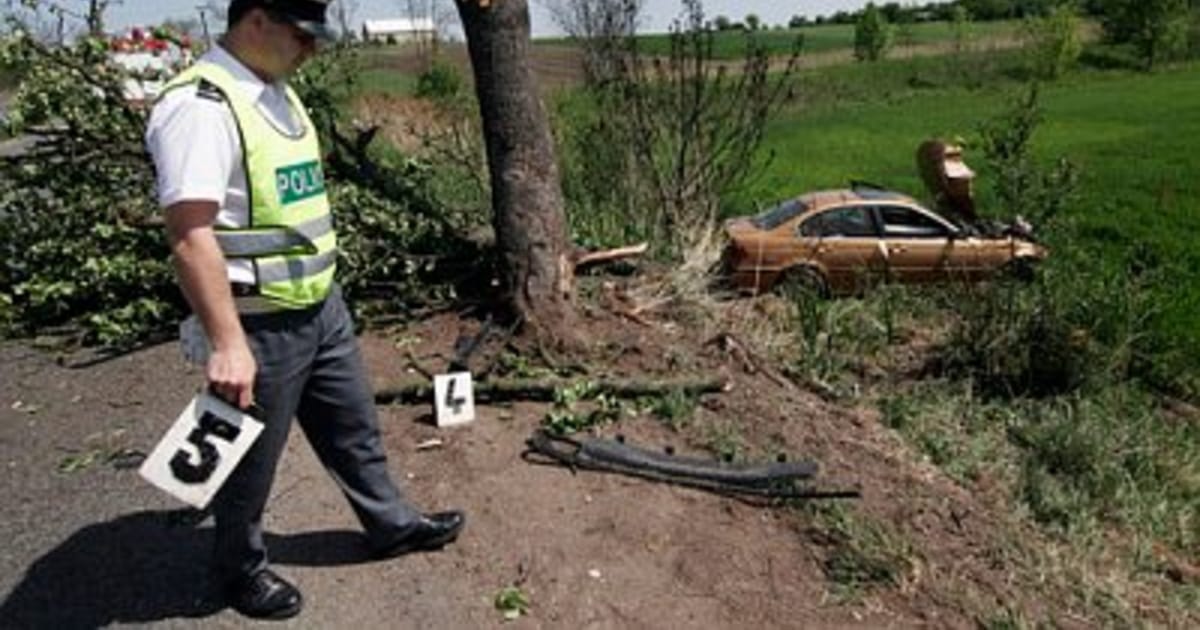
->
xmin=795 ymin=205 xmax=886 ymax=293
xmin=875 ymin=204 xmax=977 ymax=284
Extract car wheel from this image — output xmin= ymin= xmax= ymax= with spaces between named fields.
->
xmin=774 ymin=266 xmax=829 ymax=300
xmin=1001 ymin=257 xmax=1038 ymax=283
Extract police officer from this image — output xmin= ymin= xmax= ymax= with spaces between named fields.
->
xmin=145 ymin=0 xmax=464 ymax=619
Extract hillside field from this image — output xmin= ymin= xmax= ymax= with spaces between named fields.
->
xmin=540 ymin=19 xmax=1028 ymax=59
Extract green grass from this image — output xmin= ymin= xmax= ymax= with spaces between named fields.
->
xmin=762 ymin=276 xmax=1199 ymax=622
xmin=538 ymin=20 xmax=1026 ymax=60
xmin=797 ymin=502 xmax=917 ymax=600
xmin=357 ymin=67 xmax=419 ymax=96
xmin=356 ymin=44 xmax=426 ymax=67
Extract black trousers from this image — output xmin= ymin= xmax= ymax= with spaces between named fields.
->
xmin=210 ymin=284 xmax=419 ymax=580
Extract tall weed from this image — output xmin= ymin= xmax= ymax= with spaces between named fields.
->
xmin=556 ymin=0 xmax=800 ymax=258
xmin=975 ymin=83 xmax=1079 ymax=229
xmin=935 ymin=249 xmax=1169 ymax=398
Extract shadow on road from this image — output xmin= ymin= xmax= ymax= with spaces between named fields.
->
xmin=267 ymin=530 xmax=372 ymax=567
xmin=0 ymin=510 xmax=220 ymax=627
xmin=0 ymin=510 xmax=373 ymax=627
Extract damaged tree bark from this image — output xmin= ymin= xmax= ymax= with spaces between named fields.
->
xmin=455 ymin=0 xmax=577 ymax=341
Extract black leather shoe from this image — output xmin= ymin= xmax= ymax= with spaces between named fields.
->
xmin=373 ymin=510 xmax=466 ymax=559
xmin=226 ymin=568 xmax=303 ymax=620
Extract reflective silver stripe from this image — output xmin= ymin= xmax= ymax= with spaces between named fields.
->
xmin=256 ymin=248 xmax=338 ymax=283
xmin=214 ymin=214 xmax=334 ymax=257
xmin=233 ymin=295 xmax=285 ymax=314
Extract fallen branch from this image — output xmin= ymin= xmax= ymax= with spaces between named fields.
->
xmin=573 ymin=242 xmax=648 ymax=269
xmin=375 ymin=376 xmax=729 ymax=405
xmin=706 ymin=332 xmax=796 ymax=391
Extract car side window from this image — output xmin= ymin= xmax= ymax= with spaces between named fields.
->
xmin=878 ymin=205 xmax=951 ymax=237
xmin=799 ymin=206 xmax=876 ymax=238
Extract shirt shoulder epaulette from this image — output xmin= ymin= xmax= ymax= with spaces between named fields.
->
xmin=195 ymin=78 xmax=226 ymax=103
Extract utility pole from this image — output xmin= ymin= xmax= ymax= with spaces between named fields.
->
xmin=87 ymin=0 xmax=103 ymax=36
xmin=196 ymin=5 xmax=212 ymax=48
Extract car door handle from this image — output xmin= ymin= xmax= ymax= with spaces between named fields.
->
xmin=888 ymin=246 xmax=907 ymax=254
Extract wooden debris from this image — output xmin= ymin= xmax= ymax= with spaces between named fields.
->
xmin=706 ymin=332 xmax=796 ymax=391
xmin=573 ymin=242 xmax=648 ymax=269
xmin=403 ymin=348 xmax=436 ymax=380
xmin=415 ymin=438 xmax=444 ymax=451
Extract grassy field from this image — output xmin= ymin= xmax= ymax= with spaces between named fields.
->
xmin=357 ymin=67 xmax=420 ymax=96
xmin=731 ymin=59 xmax=1200 ymax=368
xmin=539 ymin=20 xmax=1027 ymax=59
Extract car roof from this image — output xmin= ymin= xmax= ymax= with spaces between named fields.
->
xmin=745 ymin=186 xmax=928 ymax=231
xmin=800 ymin=187 xmax=919 ymax=209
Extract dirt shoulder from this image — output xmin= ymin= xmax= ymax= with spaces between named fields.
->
xmin=0 ymin=302 xmax=1110 ymax=628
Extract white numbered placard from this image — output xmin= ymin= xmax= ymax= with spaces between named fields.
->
xmin=139 ymin=392 xmax=264 ymax=508
xmin=433 ymin=371 xmax=475 ymax=427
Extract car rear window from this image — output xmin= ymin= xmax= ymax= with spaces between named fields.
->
xmin=751 ymin=199 xmax=809 ymax=230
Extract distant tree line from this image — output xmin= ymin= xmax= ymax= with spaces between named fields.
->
xmin=706 ymin=0 xmax=1199 ymax=33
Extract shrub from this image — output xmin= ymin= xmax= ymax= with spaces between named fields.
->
xmin=556 ymin=0 xmax=800 ymax=257
xmin=0 ymin=33 xmax=458 ymax=346
xmin=950 ymin=4 xmax=974 ymax=55
xmin=1096 ymin=0 xmax=1191 ymax=69
xmin=415 ymin=59 xmax=463 ymax=100
xmin=1022 ymin=4 xmax=1083 ymax=80
xmin=0 ymin=34 xmax=175 ymax=345
xmin=936 ymin=84 xmax=1185 ymax=397
xmin=975 ymin=84 xmax=1078 ymax=229
xmin=936 ymin=251 xmax=1168 ymax=398
xmin=854 ymin=3 xmax=895 ymax=62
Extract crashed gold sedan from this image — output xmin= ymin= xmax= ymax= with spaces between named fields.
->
xmin=722 ymin=185 xmax=1047 ymax=297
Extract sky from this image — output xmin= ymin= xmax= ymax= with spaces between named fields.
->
xmin=102 ymin=1 xmax=885 ymax=38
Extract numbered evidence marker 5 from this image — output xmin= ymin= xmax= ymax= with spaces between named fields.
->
xmin=433 ymin=371 xmax=476 ymax=427
xmin=139 ymin=392 xmax=264 ymax=509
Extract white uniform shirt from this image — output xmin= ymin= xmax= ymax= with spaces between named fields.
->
xmin=145 ymin=45 xmax=304 ymax=284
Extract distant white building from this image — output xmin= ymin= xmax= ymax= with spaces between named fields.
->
xmin=361 ymin=18 xmax=436 ymax=45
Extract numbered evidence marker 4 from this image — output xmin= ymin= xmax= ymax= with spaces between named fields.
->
xmin=433 ymin=371 xmax=476 ymax=427
xmin=139 ymin=392 xmax=264 ymax=509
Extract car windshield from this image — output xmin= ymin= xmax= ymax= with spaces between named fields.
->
xmin=751 ymin=199 xmax=809 ymax=230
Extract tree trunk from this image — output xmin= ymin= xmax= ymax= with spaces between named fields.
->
xmin=455 ymin=0 xmax=577 ymax=341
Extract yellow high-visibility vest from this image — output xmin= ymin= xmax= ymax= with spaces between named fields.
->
xmin=158 ymin=62 xmax=337 ymax=312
